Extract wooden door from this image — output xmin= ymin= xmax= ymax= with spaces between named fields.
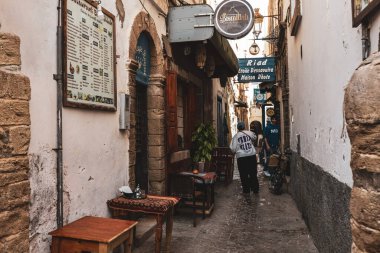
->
xmin=166 ymin=71 xmax=178 ymax=154
xmin=217 ymin=97 xmax=224 ymax=146
xmin=184 ymin=84 xmax=196 ymax=148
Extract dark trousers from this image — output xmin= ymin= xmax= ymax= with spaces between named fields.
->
xmin=237 ymin=155 xmax=259 ymax=193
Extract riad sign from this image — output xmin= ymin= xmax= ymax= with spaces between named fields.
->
xmin=214 ymin=0 xmax=254 ymax=39
xmin=238 ymin=57 xmax=276 ymax=83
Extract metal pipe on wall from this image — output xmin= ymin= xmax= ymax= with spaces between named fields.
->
xmin=53 ymin=0 xmax=64 ymax=228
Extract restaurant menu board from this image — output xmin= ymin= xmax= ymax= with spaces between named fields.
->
xmin=63 ymin=0 xmax=116 ymax=110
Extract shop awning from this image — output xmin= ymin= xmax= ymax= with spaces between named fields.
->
xmin=259 ymin=81 xmax=276 ymax=90
xmin=168 ymin=5 xmax=239 ymax=77
xmin=233 ymin=100 xmax=248 ymax=108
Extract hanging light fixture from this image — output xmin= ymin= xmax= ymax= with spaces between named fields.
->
xmin=204 ymin=55 xmax=215 ymax=77
xmin=248 ymin=8 xmax=280 ymax=53
xmin=195 ymin=44 xmax=207 ymax=69
xmin=253 ymin=8 xmax=264 ymax=39
xmin=97 ymin=0 xmax=104 ymax=20
xmin=249 ymin=40 xmax=260 ymax=55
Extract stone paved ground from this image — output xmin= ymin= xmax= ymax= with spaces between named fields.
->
xmin=134 ymin=164 xmax=319 ymax=253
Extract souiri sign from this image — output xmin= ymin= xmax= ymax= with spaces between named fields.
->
xmin=238 ymin=57 xmax=276 ymax=82
xmin=214 ymin=0 xmax=254 ymax=39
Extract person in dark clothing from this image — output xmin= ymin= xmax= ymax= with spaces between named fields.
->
xmin=264 ymin=117 xmax=280 ymax=175
xmin=230 ymin=122 xmax=259 ymax=194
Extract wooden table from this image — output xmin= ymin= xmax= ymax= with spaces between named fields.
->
xmin=107 ymin=195 xmax=180 ymax=253
xmin=49 ymin=216 xmax=137 ymax=253
xmin=179 ymin=171 xmax=217 ymax=215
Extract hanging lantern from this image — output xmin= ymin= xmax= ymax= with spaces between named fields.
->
xmin=204 ymin=55 xmax=215 ymax=77
xmin=195 ymin=44 xmax=207 ymax=69
xmin=253 ymin=8 xmax=264 ymax=39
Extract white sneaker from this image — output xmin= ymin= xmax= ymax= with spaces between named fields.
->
xmin=264 ymin=170 xmax=271 ymax=177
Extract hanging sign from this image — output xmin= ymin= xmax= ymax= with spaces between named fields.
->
xmin=254 ymin=89 xmax=266 ymax=104
xmin=63 ymin=0 xmax=116 ymax=110
xmin=238 ymin=57 xmax=276 ymax=83
xmin=214 ymin=0 xmax=254 ymax=40
xmin=266 ymin=107 xmax=275 ymax=117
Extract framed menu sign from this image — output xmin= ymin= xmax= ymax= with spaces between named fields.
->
xmin=63 ymin=0 xmax=116 ymax=110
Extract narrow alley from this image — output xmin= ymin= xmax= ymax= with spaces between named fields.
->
xmin=1 ymin=0 xmax=379 ymax=252
xmin=134 ymin=164 xmax=318 ymax=253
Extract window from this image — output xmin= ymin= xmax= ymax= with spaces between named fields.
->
xmin=290 ymin=0 xmax=302 ymax=36
xmin=177 ymin=82 xmax=185 ymax=149
xmin=351 ymin=0 xmax=380 ymax=27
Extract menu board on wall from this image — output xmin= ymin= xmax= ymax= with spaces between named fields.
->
xmin=63 ymin=0 xmax=116 ymax=110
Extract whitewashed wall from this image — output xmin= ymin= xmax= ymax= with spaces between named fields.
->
xmin=0 ymin=0 xmax=166 ymax=252
xmin=285 ymin=0 xmax=380 ymax=186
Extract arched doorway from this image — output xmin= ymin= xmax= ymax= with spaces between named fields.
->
xmin=127 ymin=12 xmax=165 ymax=195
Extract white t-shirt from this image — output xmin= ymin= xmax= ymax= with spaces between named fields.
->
xmin=230 ymin=130 xmax=257 ymax=158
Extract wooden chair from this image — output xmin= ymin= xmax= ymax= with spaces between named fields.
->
xmin=210 ymin=147 xmax=234 ymax=185
xmin=169 ymin=173 xmax=207 ymax=227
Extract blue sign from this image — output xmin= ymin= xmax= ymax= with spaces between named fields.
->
xmin=135 ymin=33 xmax=151 ymax=85
xmin=254 ymin=89 xmax=266 ymax=104
xmin=238 ymin=57 xmax=276 ymax=83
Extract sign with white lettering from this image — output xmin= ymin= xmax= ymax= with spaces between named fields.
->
xmin=238 ymin=57 xmax=276 ymax=83
xmin=214 ymin=0 xmax=254 ymax=40
xmin=63 ymin=0 xmax=116 ymax=110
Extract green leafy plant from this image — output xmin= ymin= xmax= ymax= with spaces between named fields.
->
xmin=191 ymin=123 xmax=217 ymax=162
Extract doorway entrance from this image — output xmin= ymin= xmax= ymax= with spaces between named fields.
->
xmin=135 ymin=84 xmax=148 ymax=192
xmin=217 ymin=97 xmax=225 ymax=146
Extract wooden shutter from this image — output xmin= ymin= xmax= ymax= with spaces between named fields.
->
xmin=166 ymin=71 xmax=178 ymax=153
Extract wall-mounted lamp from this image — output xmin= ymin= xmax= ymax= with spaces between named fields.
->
xmin=96 ymin=0 xmax=104 ymax=20
xmin=183 ymin=46 xmax=191 ymax=56
xmin=253 ymin=8 xmax=264 ymax=39
xmin=204 ymin=55 xmax=215 ymax=77
xmin=195 ymin=44 xmax=207 ymax=69
xmin=249 ymin=8 xmax=280 ymax=55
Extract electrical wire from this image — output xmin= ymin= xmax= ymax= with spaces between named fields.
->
xmin=138 ymin=0 xmax=151 ymax=16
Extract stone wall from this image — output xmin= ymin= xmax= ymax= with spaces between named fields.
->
xmin=345 ymin=52 xmax=380 ymax=253
xmin=290 ymin=152 xmax=352 ymax=253
xmin=0 ymin=33 xmax=31 ymax=252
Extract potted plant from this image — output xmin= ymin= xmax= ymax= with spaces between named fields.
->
xmin=191 ymin=123 xmax=217 ymax=172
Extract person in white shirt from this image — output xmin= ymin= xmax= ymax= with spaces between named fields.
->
xmin=230 ymin=122 xmax=259 ymax=194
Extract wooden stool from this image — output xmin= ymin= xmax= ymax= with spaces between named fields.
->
xmin=107 ymin=195 xmax=180 ymax=253
xmin=49 ymin=216 xmax=137 ymax=253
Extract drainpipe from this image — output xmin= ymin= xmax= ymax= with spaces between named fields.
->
xmin=53 ymin=0 xmax=64 ymax=228
xmin=361 ymin=24 xmax=370 ymax=60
